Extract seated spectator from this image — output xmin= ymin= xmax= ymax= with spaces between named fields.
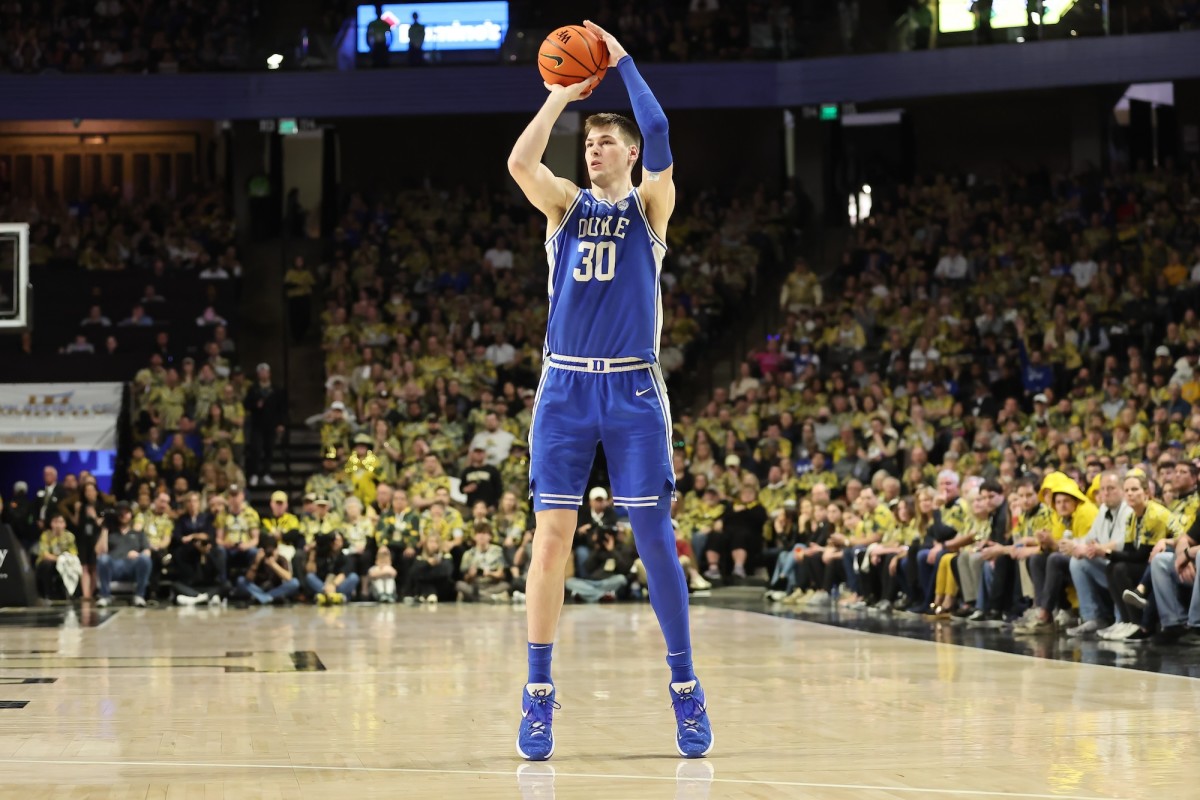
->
xmin=119 ymin=304 xmax=154 ymax=327
xmin=575 ymin=487 xmax=618 ymax=578
xmin=368 ymin=547 xmax=399 ymax=602
xmin=36 ymin=511 xmax=78 ymax=600
xmin=455 ymin=522 xmax=510 ymax=602
xmin=171 ymin=532 xmax=230 ymax=606
xmin=566 ymin=527 xmax=634 ymax=603
xmin=62 ymin=335 xmax=95 ymax=354
xmin=216 ymin=485 xmax=260 ymax=582
xmin=80 ymin=305 xmax=112 ymax=327
xmin=403 ymin=533 xmax=456 ymax=603
xmin=96 ymin=502 xmax=152 ymax=607
xmin=305 ymin=532 xmax=359 ymax=604
xmin=234 ymin=534 xmax=300 ymax=606
xmin=1064 ymin=472 xmax=1133 ymax=637
xmin=342 ymin=497 xmax=377 ymax=598
xmin=1100 ymin=472 xmax=1170 ymax=641
xmin=136 ymin=491 xmax=176 ymax=598
xmin=1014 ymin=476 xmax=1099 ymax=634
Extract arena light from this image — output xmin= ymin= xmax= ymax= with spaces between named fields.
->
xmin=267 ymin=53 xmax=284 ymax=69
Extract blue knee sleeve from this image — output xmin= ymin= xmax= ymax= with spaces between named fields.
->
xmin=626 ymin=506 xmax=693 ymax=682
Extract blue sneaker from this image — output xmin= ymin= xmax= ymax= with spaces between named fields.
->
xmin=516 ymin=683 xmax=559 ymax=761
xmin=670 ymin=680 xmax=713 ymax=758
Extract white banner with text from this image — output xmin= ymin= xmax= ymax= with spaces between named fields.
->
xmin=0 ymin=383 xmax=123 ymax=451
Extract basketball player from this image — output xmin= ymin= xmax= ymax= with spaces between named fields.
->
xmin=506 ymin=20 xmax=713 ymax=761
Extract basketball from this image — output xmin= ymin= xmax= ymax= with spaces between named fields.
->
xmin=538 ymin=25 xmax=608 ymax=88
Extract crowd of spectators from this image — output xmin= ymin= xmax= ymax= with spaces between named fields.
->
xmin=0 ymin=0 xmax=251 ymax=74
xmin=667 ymin=162 xmax=1200 ymax=645
xmin=5 ymin=179 xmax=786 ymax=607
xmin=10 ymin=157 xmax=1200 ymax=653
xmin=1 ymin=187 xmax=241 ymax=360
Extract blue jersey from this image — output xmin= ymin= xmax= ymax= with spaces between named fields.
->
xmin=544 ymin=187 xmax=667 ymax=363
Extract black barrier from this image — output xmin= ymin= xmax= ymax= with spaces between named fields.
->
xmin=0 ymin=524 xmax=38 ymax=608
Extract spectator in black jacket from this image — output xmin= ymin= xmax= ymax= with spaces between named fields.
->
xmin=171 ymin=533 xmax=229 ymax=606
xmin=706 ymin=482 xmax=769 ymax=583
xmin=245 ymin=363 xmax=286 ymax=488
xmin=459 ymin=446 xmax=502 ymax=509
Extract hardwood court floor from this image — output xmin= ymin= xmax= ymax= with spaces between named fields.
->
xmin=0 ymin=599 xmax=1193 ymax=800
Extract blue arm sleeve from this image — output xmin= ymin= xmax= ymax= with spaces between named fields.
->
xmin=615 ymin=55 xmax=672 ymax=173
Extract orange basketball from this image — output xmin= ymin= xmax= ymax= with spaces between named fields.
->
xmin=538 ymin=25 xmax=608 ymax=88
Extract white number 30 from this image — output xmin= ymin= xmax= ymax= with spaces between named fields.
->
xmin=573 ymin=241 xmax=616 ymax=282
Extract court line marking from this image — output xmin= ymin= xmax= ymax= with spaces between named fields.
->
xmin=0 ymin=757 xmax=1128 ymax=799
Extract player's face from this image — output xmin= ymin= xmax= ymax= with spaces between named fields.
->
xmin=584 ymin=126 xmax=635 ymax=184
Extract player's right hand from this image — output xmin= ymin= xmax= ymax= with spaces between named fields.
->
xmin=545 ymin=75 xmax=597 ymax=102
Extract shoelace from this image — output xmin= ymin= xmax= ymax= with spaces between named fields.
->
xmin=671 ymin=688 xmax=706 ymax=732
xmin=524 ymin=689 xmax=561 ymax=737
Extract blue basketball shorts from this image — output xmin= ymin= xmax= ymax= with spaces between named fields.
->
xmin=528 ymin=356 xmax=675 ymax=512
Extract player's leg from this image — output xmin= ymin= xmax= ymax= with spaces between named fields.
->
xmin=519 ymin=368 xmax=599 ymax=761
xmin=604 ymin=366 xmax=712 ymax=758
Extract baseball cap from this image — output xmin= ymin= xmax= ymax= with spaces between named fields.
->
xmin=330 ymin=401 xmax=346 ymax=412
xmin=589 ymin=487 xmax=608 ymax=501
xmin=303 ymin=492 xmax=316 ymax=503
xmin=725 ymin=454 xmax=741 ymax=468
xmin=783 ymin=498 xmax=797 ymax=509
xmin=1033 ymin=393 xmax=1048 ymax=404
xmin=228 ymin=484 xmax=242 ymax=495
xmin=1155 ymin=346 xmax=1171 ymax=357
xmin=313 ymin=496 xmax=331 ymax=506
xmin=13 ymin=480 xmax=27 ymax=493
xmin=256 ymin=362 xmax=270 ymax=372
xmin=270 ymin=491 xmax=287 ymax=503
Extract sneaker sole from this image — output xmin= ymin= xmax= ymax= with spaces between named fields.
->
xmin=513 ymin=734 xmax=554 ymax=762
xmin=676 ymin=728 xmax=714 ymax=759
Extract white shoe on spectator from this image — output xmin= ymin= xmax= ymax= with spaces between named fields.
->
xmin=1067 ymin=620 xmax=1100 ymax=637
xmin=689 ymin=574 xmax=712 ymax=591
xmin=176 ymin=593 xmax=207 ymax=606
xmin=1112 ymin=622 xmax=1140 ymax=640
xmin=208 ymin=594 xmax=222 ymax=606
xmin=249 ymin=475 xmax=260 ymax=487
xmin=512 ymin=591 xmax=526 ymax=603
xmin=426 ymin=594 xmax=438 ymax=604
xmin=262 ymin=475 xmax=276 ymax=486
xmin=765 ymin=590 xmax=787 ymax=603
xmin=96 ymin=597 xmax=112 ymax=608
xmin=132 ymin=596 xmax=147 ymax=607
xmin=1053 ymin=609 xmax=1073 ymax=628
xmin=1099 ymin=622 xmax=1129 ymax=640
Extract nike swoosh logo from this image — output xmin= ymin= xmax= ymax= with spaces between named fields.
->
xmin=668 ymin=651 xmax=686 ymax=657
xmin=541 ymin=53 xmax=563 ymax=67
xmin=530 ymin=645 xmax=551 ymax=649
xmin=636 ymin=388 xmax=652 ymax=397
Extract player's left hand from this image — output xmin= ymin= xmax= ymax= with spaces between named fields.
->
xmin=544 ymin=75 xmax=598 ymax=102
xmin=583 ymin=19 xmax=627 ymax=67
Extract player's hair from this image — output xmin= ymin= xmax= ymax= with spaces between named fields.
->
xmin=585 ymin=113 xmax=641 ymax=151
